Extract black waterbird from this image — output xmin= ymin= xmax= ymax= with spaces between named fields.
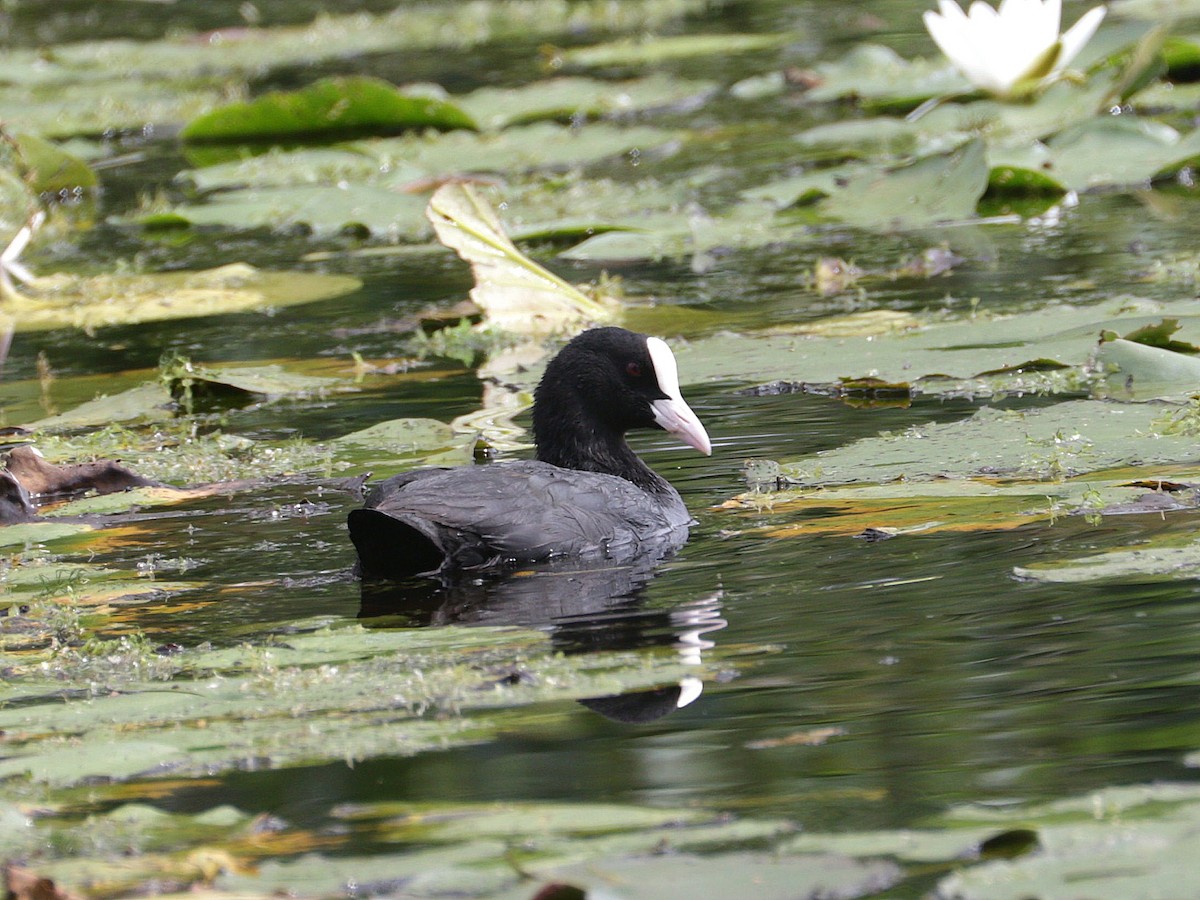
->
xmin=348 ymin=327 xmax=712 ymax=579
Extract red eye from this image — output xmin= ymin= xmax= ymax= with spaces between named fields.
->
xmin=626 ymin=361 xmax=642 ymax=377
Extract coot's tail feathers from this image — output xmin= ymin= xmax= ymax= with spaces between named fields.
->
xmin=348 ymin=508 xmax=448 ymax=579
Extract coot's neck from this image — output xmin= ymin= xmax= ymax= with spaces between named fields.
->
xmin=534 ymin=416 xmax=674 ymax=497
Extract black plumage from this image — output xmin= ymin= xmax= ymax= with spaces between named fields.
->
xmin=348 ymin=327 xmax=711 ymax=579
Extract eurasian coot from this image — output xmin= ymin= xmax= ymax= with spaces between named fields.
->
xmin=348 ymin=326 xmax=711 ymax=579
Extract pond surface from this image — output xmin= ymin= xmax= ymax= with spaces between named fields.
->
xmin=5 ymin=0 xmax=1200 ymax=896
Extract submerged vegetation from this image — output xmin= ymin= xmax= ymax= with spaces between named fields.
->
xmin=6 ymin=0 xmax=1200 ymax=895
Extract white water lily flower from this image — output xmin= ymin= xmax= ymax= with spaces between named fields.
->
xmin=923 ymin=0 xmax=1106 ymax=99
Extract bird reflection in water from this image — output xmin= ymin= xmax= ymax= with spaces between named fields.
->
xmin=357 ymin=551 xmax=726 ymax=724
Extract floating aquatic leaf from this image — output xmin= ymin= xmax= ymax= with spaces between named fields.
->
xmin=8 ymin=132 xmax=98 ymax=194
xmin=553 ymin=32 xmax=789 ymax=69
xmin=427 ymin=182 xmax=617 ymax=334
xmin=761 ymin=400 xmax=1196 ymax=487
xmin=167 ymin=184 xmax=432 ymax=239
xmin=0 ymin=77 xmax=224 ymax=139
xmin=4 ymin=264 xmax=361 ymax=332
xmin=819 ymin=138 xmax=991 ymax=228
xmin=160 ymin=357 xmax=342 ymax=412
xmin=936 ymin=783 xmax=1200 ymax=899
xmin=334 ymin=417 xmax=477 ymax=471
xmin=34 ymin=1 xmax=711 ymax=87
xmin=180 ymin=76 xmax=477 ymax=144
xmin=662 ymin=301 xmax=1200 ymax=399
xmin=800 ymin=44 xmax=971 ymax=109
xmin=1094 ymin=337 xmax=1200 ymax=398
xmin=990 ymin=115 xmax=1200 ymax=191
xmin=534 ymin=852 xmax=900 ymax=900
xmin=984 ymin=164 xmax=1068 ymax=198
xmin=167 ymin=124 xmax=678 ymax=236
xmin=26 ymin=384 xmax=175 ymax=431
xmin=180 ymin=123 xmax=678 ymax=192
xmin=457 ymin=74 xmax=717 ymax=130
xmin=1015 ymin=537 xmax=1200 ymax=583
xmin=0 ymin=623 xmax=723 ymax=788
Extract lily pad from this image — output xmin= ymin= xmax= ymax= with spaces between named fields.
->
xmin=180 ymin=76 xmax=477 ymax=144
xmin=180 ymin=123 xmax=679 ymax=193
xmin=0 ymin=622 xmax=724 ymax=788
xmin=935 ymin=783 xmax=1200 ymax=899
xmin=990 ymin=115 xmax=1200 ymax=191
xmin=666 ymin=302 xmax=1200 ymax=399
xmin=5 ymin=263 xmax=361 ymax=332
xmin=1015 ymin=537 xmax=1200 ymax=583
xmin=820 ymin=138 xmax=991 ymax=228
xmin=758 ymin=400 xmax=1195 ymax=487
xmin=746 ymin=139 xmax=990 ymax=228
xmin=1094 ymin=337 xmax=1200 ymax=398
xmin=8 ymin=132 xmax=98 ymax=194
xmin=334 ymin=417 xmax=477 ymax=470
xmin=554 ymin=32 xmax=790 ymax=69
xmin=160 ymin=357 xmax=342 ymax=411
xmin=457 ymin=73 xmax=717 ymax=130
xmin=799 ymin=43 xmax=970 ymax=110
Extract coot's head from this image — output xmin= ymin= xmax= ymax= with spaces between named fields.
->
xmin=533 ymin=327 xmax=711 ymax=467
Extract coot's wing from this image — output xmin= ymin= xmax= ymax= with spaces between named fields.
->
xmin=351 ymin=461 xmax=685 ymax=577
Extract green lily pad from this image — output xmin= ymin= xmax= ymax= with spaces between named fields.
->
xmin=160 ymin=357 xmax=341 ymax=411
xmin=0 ymin=76 xmax=225 ymax=139
xmin=554 ymin=32 xmax=790 ymax=69
xmin=457 ymin=73 xmax=717 ymax=130
xmin=9 ymin=132 xmax=98 ymax=194
xmin=1015 ymin=538 xmax=1200 ymax=583
xmin=180 ymin=76 xmax=477 ymax=144
xmin=990 ymin=115 xmax=1200 ymax=191
xmin=935 ymin=783 xmax=1200 ymax=899
xmin=664 ymin=301 xmax=1200 ymax=400
xmin=49 ymin=2 xmax=712 ymax=82
xmin=166 ymin=124 xmax=678 ymax=236
xmin=1094 ymin=337 xmax=1200 ymax=398
xmin=25 ymin=384 xmax=174 ymax=432
xmin=745 ymin=139 xmax=990 ymax=228
xmin=801 ymin=44 xmax=971 ymax=109
xmin=167 ymin=184 xmax=432 ymax=239
xmin=0 ymin=622 xmax=726 ymax=788
xmin=761 ymin=399 xmax=1194 ymax=487
xmin=334 ymin=417 xmax=477 ymax=470
xmin=535 ymin=852 xmax=900 ymax=900
xmin=985 ymin=165 xmax=1068 ymax=198
xmin=181 ymin=123 xmax=679 ymax=193
xmin=821 ymin=137 xmax=990 ymax=228
xmin=6 ymin=263 xmax=361 ymax=332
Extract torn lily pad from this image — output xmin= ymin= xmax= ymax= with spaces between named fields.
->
xmin=427 ymin=182 xmax=618 ymax=334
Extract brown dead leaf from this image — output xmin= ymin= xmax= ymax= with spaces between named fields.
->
xmin=4 ymin=865 xmax=83 ymax=900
